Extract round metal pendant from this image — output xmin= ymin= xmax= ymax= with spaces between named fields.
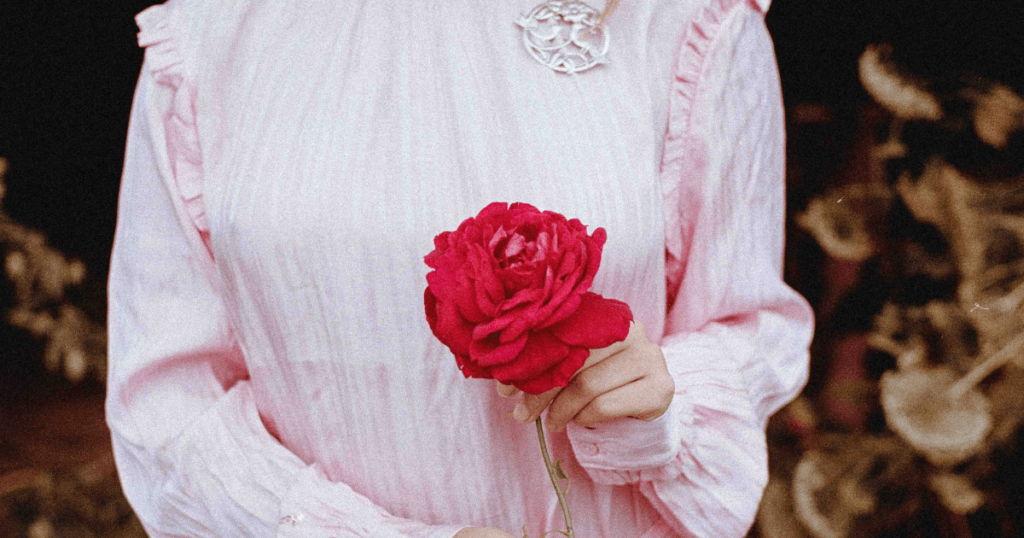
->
xmin=515 ymin=0 xmax=610 ymax=74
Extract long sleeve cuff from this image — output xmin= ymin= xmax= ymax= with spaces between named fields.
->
xmin=113 ymin=380 xmax=470 ymax=538
xmin=276 ymin=466 xmax=467 ymax=538
xmin=564 ymin=385 xmax=689 ymax=485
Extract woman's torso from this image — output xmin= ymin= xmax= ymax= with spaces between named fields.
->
xmin=184 ymin=0 xmax=706 ymax=533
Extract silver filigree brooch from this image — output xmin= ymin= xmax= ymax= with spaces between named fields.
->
xmin=516 ymin=0 xmax=610 ymax=74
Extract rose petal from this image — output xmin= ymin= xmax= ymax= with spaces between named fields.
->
xmin=472 ymin=314 xmax=517 ymax=341
xmin=424 ymin=288 xmax=439 ymax=332
xmin=500 ymin=287 xmax=546 ymax=312
xmin=466 ymin=248 xmax=501 ymax=318
xmin=488 ymin=226 xmax=508 ymax=252
xmin=513 ymin=347 xmax=590 ymax=395
xmin=535 ymin=231 xmax=550 ymax=256
xmin=468 ymin=245 xmax=505 ymax=301
xmin=533 ymin=290 xmax=584 ymax=330
xmin=552 ymin=347 xmax=591 ymax=385
xmin=424 ymin=232 xmax=454 ymax=266
xmin=548 ymin=292 xmax=633 ymax=348
xmin=530 ymin=260 xmax=548 ymax=289
xmin=473 ymin=281 xmax=499 ymax=319
xmin=555 ymin=245 xmax=579 ymax=280
xmin=490 ymin=330 xmax=569 ymax=383
xmin=469 ymin=331 xmax=529 ymax=367
xmin=424 ymin=234 xmax=451 ymax=268
xmin=590 ymin=227 xmax=607 ymax=249
xmin=476 ymin=202 xmax=510 ymax=221
xmin=508 ymin=202 xmax=541 ymax=220
xmin=499 ymin=264 xmax=592 ymax=343
xmin=542 ymin=265 xmax=555 ymax=298
xmin=498 ymin=296 xmax=553 ymax=343
xmin=498 ymin=264 xmax=540 ymax=293
xmin=576 ymin=234 xmax=603 ymax=290
xmin=529 ymin=257 xmax=587 ymax=324
xmin=425 ymin=253 xmax=466 ymax=302
xmin=447 ymin=270 xmax=488 ymax=323
xmin=430 ymin=296 xmax=475 ymax=357
xmin=466 ymin=224 xmax=487 ymax=246
xmin=504 ymin=233 xmax=527 ymax=258
xmin=454 ymin=353 xmax=490 ymax=379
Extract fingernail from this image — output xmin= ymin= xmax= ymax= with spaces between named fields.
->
xmin=513 ymin=403 xmax=529 ymax=423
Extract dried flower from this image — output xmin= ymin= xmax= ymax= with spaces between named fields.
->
xmin=5 ymin=250 xmax=27 ymax=279
xmin=928 ymin=472 xmax=984 ymax=515
xmin=922 ymin=301 xmax=980 ymax=372
xmin=983 ymin=366 xmax=1024 ymax=446
xmin=867 ymin=303 xmax=936 ymax=370
xmin=894 ymin=338 xmax=927 ymax=371
xmin=8 ymin=308 xmax=57 ymax=337
xmin=63 ymin=349 xmax=88 ymax=383
xmin=27 ymin=520 xmax=56 ymax=538
xmin=961 ymin=257 xmax=1024 ymax=316
xmin=880 ymin=367 xmax=991 ymax=466
xmin=65 ymin=259 xmax=87 ymax=285
xmin=872 ymin=140 xmax=907 ymax=161
xmin=791 ymin=436 xmax=911 ymax=538
xmin=792 ymin=452 xmax=848 ymax=538
xmin=757 ymin=480 xmax=812 ymax=538
xmin=859 ymin=45 xmax=942 ymax=121
xmin=783 ymin=396 xmax=819 ymax=439
xmin=973 ymin=84 xmax=1024 ymax=150
xmin=796 ymin=198 xmax=875 ymax=261
xmin=894 ymin=167 xmax=949 ymax=230
xmin=1 ymin=175 xmax=107 ymax=382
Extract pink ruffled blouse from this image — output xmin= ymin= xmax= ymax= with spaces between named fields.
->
xmin=107 ymin=0 xmax=814 ymax=536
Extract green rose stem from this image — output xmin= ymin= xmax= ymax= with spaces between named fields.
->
xmin=535 ymin=418 xmax=574 ymax=538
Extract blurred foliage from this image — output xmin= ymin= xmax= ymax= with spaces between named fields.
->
xmin=758 ymin=45 xmax=1024 ymax=538
xmin=0 ymin=460 xmax=145 ymax=538
xmin=1 ymin=158 xmax=108 ymax=385
xmin=0 ymin=459 xmax=145 ymax=538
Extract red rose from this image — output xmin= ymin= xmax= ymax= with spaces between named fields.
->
xmin=424 ymin=202 xmax=633 ymax=394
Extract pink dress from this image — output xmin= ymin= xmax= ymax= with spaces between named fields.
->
xmin=107 ymin=0 xmax=814 ymax=536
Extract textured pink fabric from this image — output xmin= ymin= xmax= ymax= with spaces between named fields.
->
xmin=107 ymin=0 xmax=813 ymax=537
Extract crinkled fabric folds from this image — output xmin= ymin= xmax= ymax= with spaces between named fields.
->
xmin=107 ymin=0 xmax=812 ymax=537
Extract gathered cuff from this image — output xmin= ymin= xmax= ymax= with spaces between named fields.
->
xmin=566 ymin=390 xmax=691 ymax=485
xmin=276 ymin=467 xmax=467 ymax=538
xmin=567 ymin=327 xmax=767 ymax=492
xmin=136 ymin=2 xmax=210 ymax=248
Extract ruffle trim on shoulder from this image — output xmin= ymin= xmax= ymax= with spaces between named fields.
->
xmin=136 ymin=4 xmax=186 ymax=87
xmin=136 ymin=3 xmax=211 ymax=251
xmin=658 ymin=0 xmax=763 ymax=301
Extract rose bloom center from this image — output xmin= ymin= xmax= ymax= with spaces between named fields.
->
xmin=489 ymin=225 xmax=552 ymax=270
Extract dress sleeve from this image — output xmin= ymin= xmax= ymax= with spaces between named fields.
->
xmin=563 ymin=1 xmax=814 ymax=536
xmin=107 ymin=4 xmax=467 ymax=537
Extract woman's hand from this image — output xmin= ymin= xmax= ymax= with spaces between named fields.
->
xmin=454 ymin=527 xmax=517 ymax=538
xmin=497 ymin=321 xmax=674 ymax=432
